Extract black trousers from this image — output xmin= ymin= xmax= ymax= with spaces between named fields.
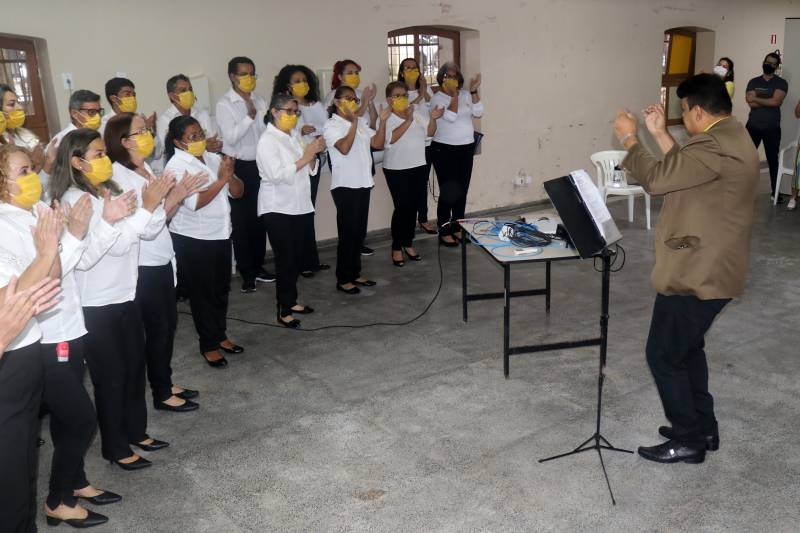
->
xmin=331 ymin=187 xmax=370 ymax=284
xmin=41 ymin=337 xmax=96 ymax=509
xmin=171 ymin=233 xmax=231 ymax=353
xmin=746 ymin=125 xmax=781 ymax=195
xmin=384 ymin=165 xmax=428 ymax=250
xmin=417 ymin=145 xmax=433 ymax=223
xmin=301 ymin=160 xmax=322 ymax=272
xmin=83 ymin=302 xmax=148 ymax=461
xmin=0 ymin=342 xmax=42 ymax=533
xmin=135 ymin=263 xmax=177 ymax=403
xmin=430 ymin=141 xmax=475 ymax=235
xmin=230 ymin=159 xmax=267 ymax=283
xmin=262 ymin=212 xmax=312 ymax=314
xmin=645 ymin=293 xmax=730 ymax=450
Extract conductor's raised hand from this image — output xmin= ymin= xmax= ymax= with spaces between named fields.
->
xmin=642 ymin=104 xmax=667 ymax=136
xmin=613 ymin=109 xmax=638 ymax=143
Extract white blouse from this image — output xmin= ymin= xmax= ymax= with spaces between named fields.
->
xmin=383 ymin=110 xmax=430 ymax=170
xmin=430 ymin=89 xmax=484 ymax=146
xmin=256 ymin=123 xmax=317 ymax=216
xmin=297 ymin=100 xmax=328 ymax=143
xmin=165 ymin=149 xmax=232 ymax=240
xmin=112 ymin=162 xmax=175 ymax=267
xmin=323 ymin=114 xmax=375 ymax=190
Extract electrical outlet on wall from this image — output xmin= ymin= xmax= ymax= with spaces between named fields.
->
xmin=61 ymin=73 xmax=73 ymax=90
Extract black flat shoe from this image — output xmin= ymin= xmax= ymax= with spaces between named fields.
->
xmin=360 ymin=245 xmax=374 ymax=256
xmin=336 ymin=283 xmax=361 ymax=294
xmin=637 ymin=439 xmax=705 ymax=464
xmin=46 ymin=509 xmax=108 ymax=528
xmin=402 ymin=248 xmax=422 ymax=261
xmin=133 ymin=439 xmax=170 ymax=452
xmin=175 ymin=388 xmax=199 ymax=400
xmin=291 ymin=305 xmax=314 ymax=314
xmin=318 ymin=263 xmax=331 ymax=270
xmin=201 ymin=351 xmax=228 ymax=368
xmin=438 ymin=236 xmax=458 ymax=247
xmin=220 ymin=343 xmax=244 ymax=354
xmin=109 ymin=456 xmax=151 ymax=471
xmin=658 ymin=426 xmax=719 ymax=451
xmin=76 ymin=490 xmax=122 ymax=506
xmin=277 ymin=311 xmax=301 ymax=328
xmin=353 ymin=279 xmax=376 ymax=287
xmin=155 ymin=399 xmax=199 ymax=412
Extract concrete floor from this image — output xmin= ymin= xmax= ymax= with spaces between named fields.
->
xmin=35 ymin=186 xmax=800 ymax=532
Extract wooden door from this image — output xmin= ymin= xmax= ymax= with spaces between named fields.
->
xmin=0 ymin=36 xmax=49 ymax=142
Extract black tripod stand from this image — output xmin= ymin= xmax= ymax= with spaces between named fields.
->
xmin=538 ymin=250 xmax=632 ymax=505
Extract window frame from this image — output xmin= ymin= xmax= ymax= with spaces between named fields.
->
xmin=388 ymin=26 xmax=461 ymax=85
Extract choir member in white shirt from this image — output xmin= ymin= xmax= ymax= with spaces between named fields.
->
xmin=155 ymin=74 xmax=222 ymax=171
xmin=216 ymin=57 xmax=274 ymax=294
xmin=164 ymin=115 xmax=244 ymax=367
xmin=49 ymin=128 xmax=172 ymax=471
xmin=382 ymin=82 xmax=444 ymax=266
xmin=429 ymin=62 xmax=483 ymax=246
xmin=271 ymin=64 xmax=331 ymax=277
xmin=396 ymin=59 xmax=438 ymax=235
xmin=324 ymin=59 xmax=378 ymax=128
xmin=101 ymin=77 xmax=156 ymax=136
xmin=1 ymin=84 xmax=46 ymax=173
xmin=323 ymin=86 xmax=389 ymax=294
xmin=0 ymin=144 xmax=126 ymax=527
xmin=105 ymin=113 xmax=205 ymax=412
xmin=256 ymin=94 xmax=325 ymax=327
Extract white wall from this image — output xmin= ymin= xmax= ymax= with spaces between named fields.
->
xmin=3 ymin=0 xmax=798 ymax=240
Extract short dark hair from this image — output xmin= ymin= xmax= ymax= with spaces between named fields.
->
xmin=385 ymin=81 xmax=406 ymax=98
xmin=266 ymin=93 xmax=297 ymax=125
xmin=104 ymin=77 xmax=134 ymax=103
xmin=676 ymin=73 xmax=732 ymax=115
xmin=228 ymin=56 xmax=255 ymax=75
xmin=764 ymin=52 xmax=781 ymax=65
xmin=104 ymin=112 xmax=136 ymax=170
xmin=327 ymin=86 xmax=355 ymax=118
xmin=718 ymin=57 xmax=734 ymax=82
xmin=68 ymin=90 xmax=100 ymax=111
xmin=397 ymin=58 xmax=420 ymax=90
xmin=272 ymin=64 xmax=320 ymax=103
xmin=164 ymin=115 xmax=200 ymax=163
xmin=166 ymin=74 xmax=190 ymax=94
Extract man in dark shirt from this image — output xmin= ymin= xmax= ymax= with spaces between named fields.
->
xmin=745 ymin=52 xmax=788 ymax=202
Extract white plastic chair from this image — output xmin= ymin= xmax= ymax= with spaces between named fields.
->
xmin=590 ymin=150 xmax=651 ymax=230
xmin=774 ymin=135 xmax=799 ymax=205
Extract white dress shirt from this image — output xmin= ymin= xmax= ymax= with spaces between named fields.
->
xmin=323 ymin=114 xmax=375 ymax=190
xmin=0 ymin=202 xmax=94 ymax=344
xmin=153 ymin=104 xmax=218 ymax=172
xmin=215 ymin=88 xmax=267 ymax=161
xmin=112 ymin=162 xmax=175 ymax=267
xmin=165 ymin=149 xmax=232 ymax=240
xmin=297 ymin=101 xmax=328 ymax=141
xmin=99 ymin=110 xmax=116 ymax=136
xmin=66 ymin=184 xmax=163 ymax=307
xmin=256 ymin=123 xmax=317 ymax=216
xmin=430 ymin=89 xmax=484 ymax=146
xmin=383 ymin=110 xmax=429 ymax=170
xmin=0 ymin=239 xmax=41 ymax=351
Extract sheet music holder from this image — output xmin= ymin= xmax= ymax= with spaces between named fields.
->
xmin=544 ymin=169 xmax=621 ymax=258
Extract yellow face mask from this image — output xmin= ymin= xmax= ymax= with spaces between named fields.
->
xmin=6 ymin=109 xmax=26 ymax=129
xmin=342 ymin=73 xmax=360 ymax=89
xmin=404 ymin=68 xmax=420 ymax=86
xmin=133 ymin=131 xmax=155 ymax=158
xmin=82 ymin=155 xmax=113 ymax=186
xmin=291 ymin=82 xmax=310 ymax=98
xmin=442 ymin=78 xmax=459 ymax=92
xmin=237 ymin=74 xmax=257 ymax=93
xmin=338 ymin=99 xmax=358 ymax=115
xmin=81 ymin=112 xmax=102 ymax=130
xmin=391 ymin=96 xmax=409 ymax=113
xmin=11 ymin=172 xmax=43 ymax=209
xmin=176 ymin=91 xmax=195 ymax=110
xmin=277 ymin=113 xmax=298 ymax=132
xmin=0 ymin=112 xmax=6 ymax=135
xmin=183 ymin=139 xmax=206 ymax=157
xmin=117 ymin=95 xmax=138 ymax=113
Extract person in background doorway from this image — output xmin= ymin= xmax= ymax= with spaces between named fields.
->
xmin=745 ymin=52 xmax=787 ymax=203
xmin=216 ymin=56 xmax=275 ymax=293
xmin=101 ymin=77 xmax=156 ymax=136
xmin=713 ymin=57 xmax=735 ymax=99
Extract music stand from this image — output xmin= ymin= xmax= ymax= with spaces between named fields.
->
xmin=538 ymin=172 xmax=633 ymax=505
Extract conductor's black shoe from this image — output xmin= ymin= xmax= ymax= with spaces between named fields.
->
xmin=155 ymin=399 xmax=199 ymax=413
xmin=256 ymin=269 xmax=276 ymax=283
xmin=360 ymin=245 xmax=374 ymax=256
xmin=240 ymin=280 xmax=256 ymax=293
xmin=637 ymin=439 xmax=705 ymax=464
xmin=658 ymin=426 xmax=719 ymax=451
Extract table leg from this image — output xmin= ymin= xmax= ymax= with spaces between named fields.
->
xmin=545 ymin=260 xmax=551 ymax=313
xmin=504 ymin=264 xmax=511 ymax=378
xmin=461 ymin=230 xmax=468 ymax=322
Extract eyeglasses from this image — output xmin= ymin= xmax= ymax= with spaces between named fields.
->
xmin=184 ymin=133 xmax=206 ymax=142
xmin=277 ymin=108 xmax=302 ymax=116
xmin=124 ymin=127 xmax=154 ymax=138
xmin=442 ymin=73 xmax=458 ymax=79
xmin=339 ymin=96 xmax=361 ymax=104
xmin=79 ymin=108 xmax=105 ymax=117
xmin=237 ymin=73 xmax=258 ymax=79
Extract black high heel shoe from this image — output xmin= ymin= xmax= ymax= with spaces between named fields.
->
xmin=109 ymin=456 xmax=151 ymax=471
xmin=75 ymin=490 xmax=122 ymax=505
xmin=392 ymin=251 xmax=405 ymax=267
xmin=46 ymin=509 xmax=108 ymax=528
xmin=132 ymin=439 xmax=170 ymax=452
xmin=201 ymin=351 xmax=228 ymax=368
xmin=402 ymin=248 xmax=422 ymax=261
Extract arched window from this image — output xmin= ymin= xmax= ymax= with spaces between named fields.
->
xmin=387 ymin=27 xmax=461 ymax=85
